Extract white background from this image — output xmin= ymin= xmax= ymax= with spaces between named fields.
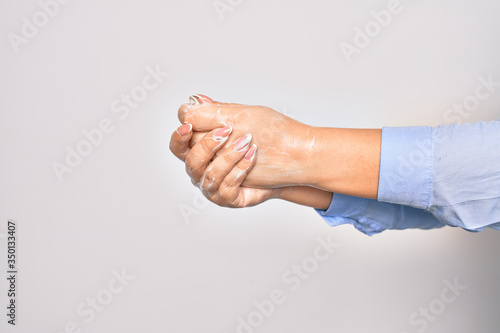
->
xmin=1 ymin=0 xmax=500 ymax=332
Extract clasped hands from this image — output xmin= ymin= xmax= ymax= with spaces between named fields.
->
xmin=169 ymin=94 xmax=381 ymax=210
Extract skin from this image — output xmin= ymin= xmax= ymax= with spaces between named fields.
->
xmin=170 ymin=121 xmax=333 ymax=209
xmin=177 ymin=97 xmax=313 ymax=188
xmin=170 ymin=95 xmax=382 ymax=210
xmin=173 ymin=95 xmax=382 ymax=197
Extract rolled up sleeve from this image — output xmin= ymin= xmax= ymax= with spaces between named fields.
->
xmin=378 ymin=120 xmax=500 ymax=232
xmin=316 ymin=120 xmax=500 ymax=235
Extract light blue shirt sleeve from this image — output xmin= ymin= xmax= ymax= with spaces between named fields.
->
xmin=316 ymin=119 xmax=500 ymax=235
xmin=316 ymin=194 xmax=445 ymax=236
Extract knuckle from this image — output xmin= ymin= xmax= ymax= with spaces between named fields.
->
xmin=203 ymin=180 xmax=216 ymax=195
xmin=203 ymin=169 xmax=216 ymax=185
xmin=229 ymin=199 xmax=244 ymax=209
xmin=218 ymin=180 xmax=231 ymax=193
xmin=234 ymin=161 xmax=247 ymax=173
xmin=218 ymin=190 xmax=232 ymax=204
xmin=200 ymin=136 xmax=217 ymax=154
xmin=221 ymin=152 xmax=235 ymax=165
xmin=203 ymin=170 xmax=213 ymax=183
xmin=199 ymin=137 xmax=211 ymax=152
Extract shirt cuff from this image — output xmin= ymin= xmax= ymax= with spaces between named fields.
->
xmin=315 ymin=194 xmax=384 ymax=236
xmin=377 ymin=126 xmax=434 ymax=210
xmin=315 ymin=193 xmax=446 ymax=236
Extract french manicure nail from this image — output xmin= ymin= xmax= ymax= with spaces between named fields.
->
xmin=244 ymin=144 xmax=257 ymax=160
xmin=197 ymin=94 xmax=214 ymax=103
xmin=189 ymin=94 xmax=202 ymax=105
xmin=178 ymin=123 xmax=192 ymax=136
xmin=235 ymin=134 xmax=252 ymax=151
xmin=213 ymin=126 xmax=232 ymax=141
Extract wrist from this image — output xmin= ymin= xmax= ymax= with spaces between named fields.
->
xmin=287 ymin=123 xmax=318 ymax=186
xmin=299 ymin=127 xmax=382 ymax=199
xmin=293 ymin=125 xmax=324 ymax=187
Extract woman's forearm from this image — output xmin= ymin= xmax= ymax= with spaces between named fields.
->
xmin=276 ymin=126 xmax=381 ymax=208
xmin=300 ymin=127 xmax=382 ymax=199
xmin=178 ymin=98 xmax=382 ymax=198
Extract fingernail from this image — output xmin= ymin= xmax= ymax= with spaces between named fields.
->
xmin=213 ymin=126 xmax=232 ymax=141
xmin=197 ymin=94 xmax=214 ymax=103
xmin=178 ymin=123 xmax=192 ymax=136
xmin=244 ymin=144 xmax=257 ymax=160
xmin=189 ymin=95 xmax=200 ymax=105
xmin=189 ymin=94 xmax=214 ymax=105
xmin=235 ymin=134 xmax=252 ymax=151
xmin=189 ymin=94 xmax=204 ymax=105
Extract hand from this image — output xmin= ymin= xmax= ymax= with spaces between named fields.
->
xmin=173 ymin=94 xmax=381 ymax=199
xmin=169 ymin=121 xmax=333 ymax=209
xmin=170 ymin=123 xmax=280 ymax=207
xmin=177 ymin=95 xmax=314 ymax=189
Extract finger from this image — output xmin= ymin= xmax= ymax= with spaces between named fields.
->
xmin=216 ymin=144 xmax=280 ymax=208
xmin=189 ymin=131 xmax=207 ymax=148
xmin=190 ymin=94 xmax=215 ymax=104
xmin=234 ymin=187 xmax=280 ymax=208
xmin=169 ymin=123 xmax=193 ymax=161
xmin=201 ymin=134 xmax=253 ymax=195
xmin=217 ymin=144 xmax=258 ymax=205
xmin=190 ymin=132 xmax=232 ymax=160
xmin=191 ymin=132 xmax=233 ymax=164
xmin=185 ymin=126 xmax=232 ymax=184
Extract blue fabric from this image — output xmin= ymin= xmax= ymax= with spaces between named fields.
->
xmin=316 ymin=194 xmax=445 ymax=236
xmin=316 ymin=119 xmax=500 ymax=235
